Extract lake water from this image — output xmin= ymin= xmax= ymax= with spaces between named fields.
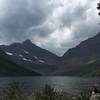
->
xmin=0 ymin=76 xmax=100 ymax=95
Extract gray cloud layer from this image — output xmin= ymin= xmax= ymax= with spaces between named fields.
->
xmin=0 ymin=0 xmax=99 ymax=56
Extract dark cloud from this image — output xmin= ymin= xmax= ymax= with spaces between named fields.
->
xmin=59 ymin=4 xmax=88 ymax=28
xmin=0 ymin=0 xmax=99 ymax=56
xmin=0 ymin=0 xmax=52 ymax=42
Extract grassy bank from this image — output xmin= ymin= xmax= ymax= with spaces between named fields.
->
xmin=0 ymin=81 xmax=99 ymax=100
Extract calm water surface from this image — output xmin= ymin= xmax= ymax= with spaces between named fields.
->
xmin=0 ymin=76 xmax=100 ymax=95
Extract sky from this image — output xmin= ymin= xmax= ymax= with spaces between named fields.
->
xmin=0 ymin=0 xmax=99 ymax=56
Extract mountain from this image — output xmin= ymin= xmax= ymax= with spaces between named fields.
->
xmin=0 ymin=40 xmax=58 ymax=75
xmin=54 ymin=32 xmax=100 ymax=76
xmin=0 ymin=48 xmax=40 ymax=76
xmin=72 ymin=59 xmax=100 ymax=76
xmin=1 ymin=32 xmax=100 ymax=76
xmin=63 ymin=33 xmax=100 ymax=59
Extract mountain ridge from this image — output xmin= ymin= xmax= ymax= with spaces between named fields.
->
xmin=53 ymin=32 xmax=100 ymax=75
xmin=0 ymin=48 xmax=40 ymax=76
xmin=1 ymin=32 xmax=100 ymax=76
xmin=0 ymin=39 xmax=58 ymax=75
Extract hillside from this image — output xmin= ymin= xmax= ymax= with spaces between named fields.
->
xmin=0 ymin=48 xmax=40 ymax=76
xmin=0 ymin=40 xmax=58 ymax=74
xmin=53 ymin=32 xmax=100 ymax=76
xmin=1 ymin=32 xmax=100 ymax=76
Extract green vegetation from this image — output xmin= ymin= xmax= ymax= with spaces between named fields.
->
xmin=2 ymin=81 xmax=100 ymax=100
xmin=35 ymin=84 xmax=72 ymax=100
xmin=4 ymin=81 xmax=25 ymax=100
xmin=35 ymin=84 xmax=56 ymax=100
xmin=1 ymin=81 xmax=72 ymax=100
xmin=97 ymin=0 xmax=100 ymax=15
xmin=75 ymin=90 xmax=91 ymax=100
xmin=75 ymin=59 xmax=100 ymax=77
xmin=65 ymin=59 xmax=100 ymax=77
xmin=0 ymin=58 xmax=41 ymax=76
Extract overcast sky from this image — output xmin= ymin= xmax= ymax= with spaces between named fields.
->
xmin=0 ymin=0 xmax=99 ymax=56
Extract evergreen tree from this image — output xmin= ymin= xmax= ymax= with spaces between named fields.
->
xmin=97 ymin=0 xmax=100 ymax=15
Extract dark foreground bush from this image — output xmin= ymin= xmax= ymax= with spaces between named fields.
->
xmin=1 ymin=81 xmax=96 ymax=100
xmin=35 ymin=84 xmax=72 ymax=100
xmin=4 ymin=81 xmax=25 ymax=100
xmin=35 ymin=84 xmax=56 ymax=100
xmin=75 ymin=90 xmax=91 ymax=100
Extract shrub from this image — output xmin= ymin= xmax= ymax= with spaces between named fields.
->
xmin=4 ymin=80 xmax=25 ymax=100
xmin=35 ymin=84 xmax=56 ymax=100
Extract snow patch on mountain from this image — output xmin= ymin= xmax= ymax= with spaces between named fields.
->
xmin=6 ymin=52 xmax=13 ymax=56
xmin=24 ymin=50 xmax=29 ymax=54
xmin=39 ymin=60 xmax=45 ymax=63
xmin=18 ymin=54 xmax=23 ymax=58
xmin=34 ymin=56 xmax=38 ymax=60
xmin=33 ymin=56 xmax=45 ymax=63
xmin=23 ymin=58 xmax=32 ymax=62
